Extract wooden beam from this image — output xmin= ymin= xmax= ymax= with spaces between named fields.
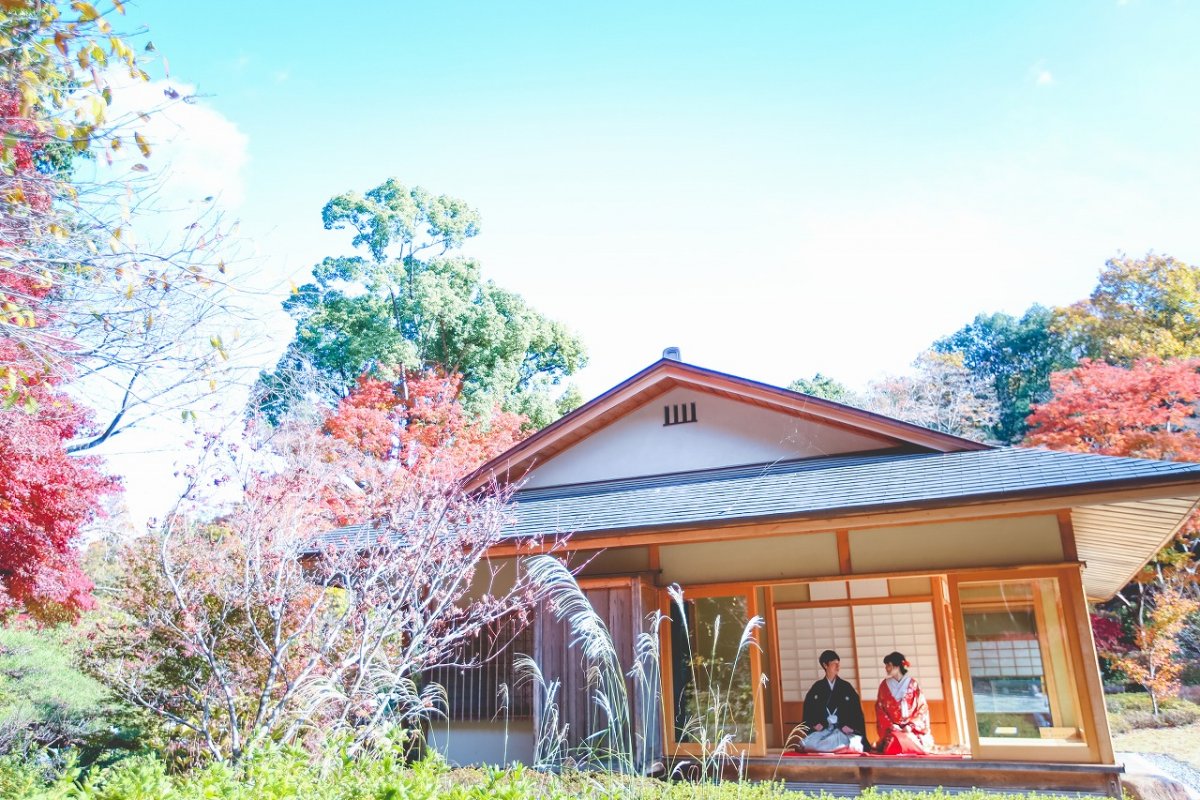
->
xmin=1057 ymin=510 xmax=1079 ymax=562
xmin=765 ymin=585 xmax=786 ymax=750
xmin=837 ymin=529 xmax=852 ymax=574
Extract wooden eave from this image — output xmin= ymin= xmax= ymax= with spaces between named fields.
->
xmin=465 ymin=358 xmax=990 ymax=492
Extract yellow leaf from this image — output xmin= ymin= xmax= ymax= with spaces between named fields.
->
xmin=289 ymin=280 xmax=299 ymax=295
xmin=134 ymin=131 xmax=151 ymax=158
xmin=72 ymin=2 xmax=99 ymax=22
xmin=77 ymin=48 xmax=90 ymax=68
xmin=124 ymin=284 xmax=133 ymax=300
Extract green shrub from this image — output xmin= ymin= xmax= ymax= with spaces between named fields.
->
xmin=1106 ymin=692 xmax=1200 ymax=733
xmin=0 ymin=625 xmax=143 ymax=763
xmin=0 ymin=743 xmax=1106 ymax=800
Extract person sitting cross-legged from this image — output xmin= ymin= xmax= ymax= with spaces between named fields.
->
xmin=799 ymin=649 xmax=868 ymax=753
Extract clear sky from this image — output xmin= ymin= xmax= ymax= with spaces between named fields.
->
xmin=101 ymin=0 xmax=1200 ymax=521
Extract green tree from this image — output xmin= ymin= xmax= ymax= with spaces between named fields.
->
xmin=934 ymin=305 xmax=1075 ymax=443
xmin=258 ymin=180 xmax=586 ymax=427
xmin=1055 ymin=253 xmax=1200 ymax=364
xmin=787 ymin=373 xmax=857 ymax=404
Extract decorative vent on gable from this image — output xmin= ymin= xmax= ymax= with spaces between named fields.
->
xmin=663 ymin=402 xmax=698 ymax=426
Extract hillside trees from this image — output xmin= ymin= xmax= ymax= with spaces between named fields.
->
xmin=324 ymin=371 xmax=526 ymax=486
xmin=861 ymin=351 xmax=998 ymax=442
xmin=1055 ymin=254 xmax=1200 ymax=364
xmin=1025 ymin=359 xmax=1200 ymax=612
xmin=2 ymin=1 xmax=238 ymax=446
xmin=1107 ymin=588 xmax=1200 ymax=715
xmin=257 ymin=179 xmax=586 ymax=428
xmin=0 ymin=375 xmax=116 ymax=622
xmin=933 ymin=305 xmax=1074 ymax=443
xmin=788 ymin=373 xmax=857 ymax=404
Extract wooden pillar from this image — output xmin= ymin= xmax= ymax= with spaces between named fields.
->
xmin=1059 ymin=565 xmax=1116 ymax=764
xmin=837 ymin=529 xmax=852 ymax=574
xmin=1057 ymin=510 xmax=1080 ymax=562
xmin=931 ymin=575 xmax=967 ymax=747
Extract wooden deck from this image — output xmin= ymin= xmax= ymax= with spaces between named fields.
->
xmin=672 ymin=755 xmax=1124 ymax=797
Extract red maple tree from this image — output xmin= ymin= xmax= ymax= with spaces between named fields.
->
xmin=0 ymin=367 xmax=118 ymax=623
xmin=1025 ymin=358 xmax=1200 ymax=461
xmin=1025 ymin=358 xmax=1200 ymax=662
xmin=1 ymin=75 xmax=118 ymax=622
xmin=324 ymin=371 xmax=527 ymax=483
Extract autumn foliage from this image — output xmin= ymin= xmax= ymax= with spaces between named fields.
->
xmin=96 ymin=404 xmax=539 ymax=763
xmin=324 ymin=371 xmax=527 ymax=482
xmin=1025 ymin=358 xmax=1200 ymax=461
xmin=0 ymin=372 xmax=117 ymax=623
xmin=1107 ymin=588 xmax=1200 ymax=713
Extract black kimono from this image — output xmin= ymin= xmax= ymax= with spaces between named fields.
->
xmin=802 ymin=677 xmax=868 ymax=743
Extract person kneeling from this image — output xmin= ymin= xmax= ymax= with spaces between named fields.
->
xmin=800 ymin=649 xmax=867 ymax=754
xmin=875 ymin=651 xmax=934 ymax=755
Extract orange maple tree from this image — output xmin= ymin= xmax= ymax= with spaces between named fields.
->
xmin=1026 ymin=358 xmax=1200 ymax=690
xmin=1109 ymin=587 xmax=1200 ymax=715
xmin=324 ymin=371 xmax=527 ymax=483
xmin=1024 ymin=358 xmax=1200 ymax=461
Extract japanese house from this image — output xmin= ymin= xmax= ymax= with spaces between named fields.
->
xmin=433 ymin=352 xmax=1200 ymax=795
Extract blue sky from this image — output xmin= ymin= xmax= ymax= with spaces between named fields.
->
xmin=103 ymin=1 xmax=1200 ymax=519
xmin=133 ymin=1 xmax=1200 ymax=386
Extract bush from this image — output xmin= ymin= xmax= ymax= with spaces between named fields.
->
xmin=0 ymin=743 xmax=1101 ymax=800
xmin=0 ymin=625 xmax=142 ymax=762
xmin=1106 ymin=692 xmax=1200 ymax=733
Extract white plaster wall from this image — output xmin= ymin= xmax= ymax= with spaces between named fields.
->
xmin=659 ymin=533 xmax=840 ymax=584
xmin=523 ymin=388 xmax=890 ymax=488
xmin=849 ymin=515 xmax=1064 ymax=572
xmin=428 ymin=720 xmax=535 ymax=766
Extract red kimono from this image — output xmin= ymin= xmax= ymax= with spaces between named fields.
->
xmin=874 ymin=676 xmax=933 ymax=755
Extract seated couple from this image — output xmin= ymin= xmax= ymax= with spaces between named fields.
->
xmin=798 ymin=649 xmax=933 ymax=755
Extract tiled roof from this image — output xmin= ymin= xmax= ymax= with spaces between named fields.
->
xmin=501 ymin=447 xmax=1200 ymax=540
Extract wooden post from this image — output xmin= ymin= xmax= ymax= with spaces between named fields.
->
xmin=1059 ymin=566 xmax=1116 ymax=764
xmin=837 ymin=529 xmax=852 ymax=575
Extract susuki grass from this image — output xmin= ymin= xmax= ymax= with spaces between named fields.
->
xmin=520 ymin=555 xmax=764 ymax=781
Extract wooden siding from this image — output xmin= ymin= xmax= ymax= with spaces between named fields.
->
xmin=533 ymin=576 xmax=660 ymax=766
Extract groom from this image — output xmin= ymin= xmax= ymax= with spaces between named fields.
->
xmin=800 ymin=649 xmax=868 ymax=753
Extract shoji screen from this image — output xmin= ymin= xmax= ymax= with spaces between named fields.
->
xmin=851 ymin=601 xmax=942 ymax=700
xmin=775 ymin=606 xmax=856 ymax=702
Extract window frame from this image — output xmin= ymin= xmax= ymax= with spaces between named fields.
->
xmin=948 ymin=566 xmax=1101 ymax=762
xmin=659 ymin=583 xmax=767 ymax=758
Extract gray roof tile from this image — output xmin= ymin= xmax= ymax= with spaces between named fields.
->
xmin=501 ymin=447 xmax=1200 ymax=540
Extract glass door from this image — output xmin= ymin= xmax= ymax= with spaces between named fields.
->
xmin=666 ymin=587 xmax=765 ymax=757
xmin=954 ymin=576 xmax=1086 ymax=750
